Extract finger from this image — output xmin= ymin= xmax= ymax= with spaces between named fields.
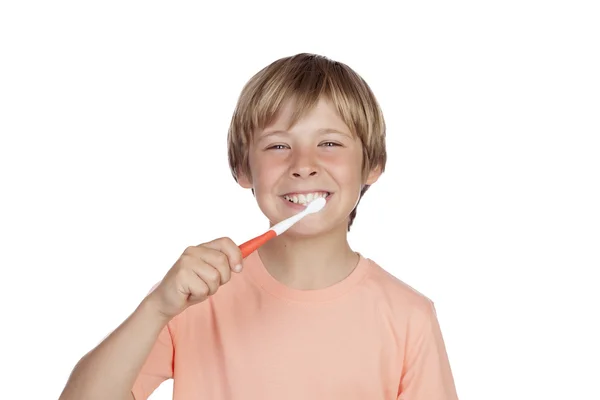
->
xmin=184 ymin=271 xmax=211 ymax=303
xmin=191 ymin=262 xmax=222 ymax=296
xmin=203 ymin=237 xmax=244 ymax=272
xmin=193 ymin=247 xmax=232 ymax=285
xmin=185 ymin=246 xmax=231 ymax=284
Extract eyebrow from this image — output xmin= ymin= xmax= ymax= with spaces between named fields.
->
xmin=258 ymin=128 xmax=353 ymax=139
xmin=317 ymin=128 xmax=353 ymax=138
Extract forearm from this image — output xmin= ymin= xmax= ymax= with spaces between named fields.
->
xmin=59 ymin=297 xmax=170 ymax=400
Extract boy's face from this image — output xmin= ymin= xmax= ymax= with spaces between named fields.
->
xmin=238 ymin=97 xmax=380 ymax=236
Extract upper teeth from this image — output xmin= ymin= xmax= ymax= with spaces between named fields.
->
xmin=283 ymin=192 xmax=329 ymax=205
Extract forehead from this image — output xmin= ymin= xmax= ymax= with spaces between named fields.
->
xmin=260 ymin=97 xmax=352 ymax=135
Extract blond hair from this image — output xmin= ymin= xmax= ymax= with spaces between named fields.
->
xmin=227 ymin=53 xmax=386 ymax=230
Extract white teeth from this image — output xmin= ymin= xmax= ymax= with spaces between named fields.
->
xmin=283 ymin=192 xmax=329 ymax=205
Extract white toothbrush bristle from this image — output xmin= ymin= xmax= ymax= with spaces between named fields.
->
xmin=270 ymin=196 xmax=327 ymax=235
xmin=306 ymin=197 xmax=326 ymax=213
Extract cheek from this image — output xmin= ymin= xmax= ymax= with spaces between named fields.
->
xmin=322 ymin=151 xmax=363 ymax=184
xmin=250 ymin=155 xmax=286 ymax=188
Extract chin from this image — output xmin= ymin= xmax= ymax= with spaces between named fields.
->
xmin=282 ymin=216 xmax=346 ymax=238
xmin=285 ymin=221 xmax=327 ymax=237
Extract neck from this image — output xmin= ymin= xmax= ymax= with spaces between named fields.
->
xmin=257 ymin=223 xmax=359 ymax=290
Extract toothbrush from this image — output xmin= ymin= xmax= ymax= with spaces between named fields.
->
xmin=238 ymin=197 xmax=327 ymax=258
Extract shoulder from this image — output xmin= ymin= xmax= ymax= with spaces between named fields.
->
xmin=357 ymin=256 xmax=444 ymax=356
xmin=360 ymin=256 xmax=436 ymax=319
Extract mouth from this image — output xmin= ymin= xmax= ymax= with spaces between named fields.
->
xmin=281 ymin=191 xmax=332 ymax=206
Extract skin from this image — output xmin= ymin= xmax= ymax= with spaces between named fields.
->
xmin=58 ymin=96 xmax=380 ymax=400
xmin=59 ymin=238 xmax=244 ymax=400
xmin=238 ymin=97 xmax=381 ymax=290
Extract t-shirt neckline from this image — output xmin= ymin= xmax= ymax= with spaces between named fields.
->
xmin=243 ymin=250 xmax=371 ymax=302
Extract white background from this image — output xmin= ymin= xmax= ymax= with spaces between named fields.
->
xmin=1 ymin=1 xmax=599 ymax=399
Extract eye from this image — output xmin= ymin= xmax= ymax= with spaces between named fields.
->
xmin=320 ymin=141 xmax=341 ymax=147
xmin=267 ymin=144 xmax=289 ymax=150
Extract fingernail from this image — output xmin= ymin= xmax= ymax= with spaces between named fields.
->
xmin=234 ymin=264 xmax=242 ymax=272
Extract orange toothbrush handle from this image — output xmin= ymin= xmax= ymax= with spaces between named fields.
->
xmin=239 ymin=230 xmax=277 ymax=258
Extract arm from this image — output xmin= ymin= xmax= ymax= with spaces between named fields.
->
xmin=59 ymin=297 xmax=170 ymax=400
xmin=398 ymin=301 xmax=458 ymax=400
xmin=59 ymin=237 xmax=243 ymax=400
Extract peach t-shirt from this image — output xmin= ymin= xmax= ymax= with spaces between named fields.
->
xmin=132 ymin=251 xmax=458 ymax=399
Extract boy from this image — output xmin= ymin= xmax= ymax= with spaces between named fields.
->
xmin=59 ymin=53 xmax=458 ymax=399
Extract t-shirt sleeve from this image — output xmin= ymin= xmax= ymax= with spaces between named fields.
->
xmin=131 ymin=317 xmax=175 ymax=400
xmin=398 ymin=301 xmax=458 ymax=400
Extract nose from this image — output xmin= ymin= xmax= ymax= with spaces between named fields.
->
xmin=292 ymin=169 xmax=317 ymax=178
xmin=290 ymin=149 xmax=319 ymax=179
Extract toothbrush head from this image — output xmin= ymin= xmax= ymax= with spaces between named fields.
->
xmin=270 ymin=196 xmax=327 ymax=236
xmin=304 ymin=196 xmax=326 ymax=214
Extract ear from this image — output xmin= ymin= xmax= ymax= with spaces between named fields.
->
xmin=237 ymin=169 xmax=253 ymax=189
xmin=365 ymin=165 xmax=382 ymax=185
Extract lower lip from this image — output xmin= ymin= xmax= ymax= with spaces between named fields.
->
xmin=280 ymin=194 xmax=332 ymax=210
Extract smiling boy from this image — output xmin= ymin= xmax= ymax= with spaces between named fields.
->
xmin=59 ymin=53 xmax=458 ymax=400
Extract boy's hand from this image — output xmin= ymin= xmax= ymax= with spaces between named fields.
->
xmin=146 ymin=237 xmax=243 ymax=320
